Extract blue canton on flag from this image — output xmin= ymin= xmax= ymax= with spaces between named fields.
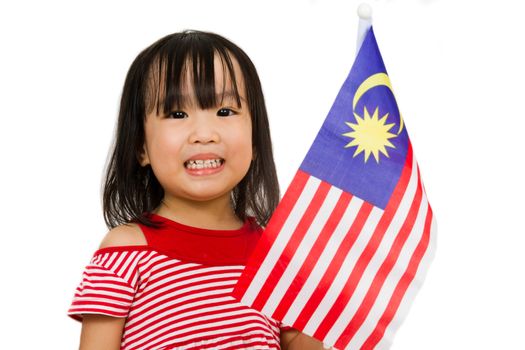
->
xmin=301 ymin=28 xmax=409 ymax=209
xmin=234 ymin=27 xmax=436 ymax=350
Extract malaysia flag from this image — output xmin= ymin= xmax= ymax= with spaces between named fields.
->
xmin=233 ymin=27 xmax=437 ymax=349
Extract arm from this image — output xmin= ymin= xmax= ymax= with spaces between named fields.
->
xmin=281 ymin=329 xmax=330 ymax=350
xmin=78 ymin=225 xmax=145 ymax=350
xmin=79 ymin=314 xmax=126 ymax=350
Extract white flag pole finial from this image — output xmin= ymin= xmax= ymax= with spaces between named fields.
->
xmin=357 ymin=2 xmax=372 ymax=20
xmin=356 ymin=3 xmax=373 ymax=55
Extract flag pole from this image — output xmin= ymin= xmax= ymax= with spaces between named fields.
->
xmin=356 ymin=3 xmax=373 ymax=55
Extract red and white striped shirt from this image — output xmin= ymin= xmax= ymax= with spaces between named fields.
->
xmin=68 ymin=213 xmax=287 ymax=349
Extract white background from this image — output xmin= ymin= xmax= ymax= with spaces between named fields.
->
xmin=1 ymin=0 xmax=524 ymax=348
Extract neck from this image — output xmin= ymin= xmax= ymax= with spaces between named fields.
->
xmin=155 ymin=192 xmax=243 ymax=230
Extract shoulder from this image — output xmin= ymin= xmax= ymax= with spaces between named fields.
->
xmin=99 ymin=223 xmax=148 ymax=249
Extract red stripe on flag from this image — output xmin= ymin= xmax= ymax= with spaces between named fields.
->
xmin=251 ymin=180 xmax=332 ymax=311
xmin=335 ymin=171 xmax=424 ymax=349
xmin=362 ymin=203 xmax=433 ymax=349
xmin=293 ymin=201 xmax=374 ymax=331
xmin=271 ymin=192 xmax=353 ymax=321
xmin=313 ymin=145 xmax=414 ymax=340
xmin=232 ymin=170 xmax=309 ymax=300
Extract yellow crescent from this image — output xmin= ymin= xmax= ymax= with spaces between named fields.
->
xmin=352 ymin=72 xmax=404 ymax=134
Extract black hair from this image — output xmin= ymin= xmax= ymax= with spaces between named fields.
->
xmin=103 ymin=30 xmax=279 ymax=229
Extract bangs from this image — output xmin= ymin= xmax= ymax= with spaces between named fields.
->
xmin=145 ymin=35 xmax=243 ymax=115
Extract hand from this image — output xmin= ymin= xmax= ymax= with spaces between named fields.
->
xmin=281 ymin=329 xmax=333 ymax=350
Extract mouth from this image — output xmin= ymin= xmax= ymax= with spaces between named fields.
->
xmin=184 ymin=158 xmax=225 ymax=170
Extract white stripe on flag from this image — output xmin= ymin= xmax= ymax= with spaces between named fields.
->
xmin=261 ymin=185 xmax=343 ymax=316
xmin=375 ymin=214 xmax=437 ymax=350
xmin=346 ymin=195 xmax=429 ymax=349
xmin=282 ymin=195 xmax=365 ymax=326
xmin=322 ymin=154 xmax=419 ymax=344
xmin=241 ymin=176 xmax=321 ymax=306
xmin=302 ymin=205 xmax=384 ymax=335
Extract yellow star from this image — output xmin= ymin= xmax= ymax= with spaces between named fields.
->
xmin=343 ymin=106 xmax=397 ymax=163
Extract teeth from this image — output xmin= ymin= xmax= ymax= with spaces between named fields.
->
xmin=185 ymin=158 xmax=223 ymax=169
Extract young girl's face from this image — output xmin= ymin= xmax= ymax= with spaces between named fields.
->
xmin=140 ymin=55 xmax=253 ymax=206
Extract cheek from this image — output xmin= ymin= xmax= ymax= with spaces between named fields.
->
xmin=148 ymin=131 xmax=185 ymax=169
xmin=231 ymin=124 xmax=253 ymax=164
xmin=222 ymin=124 xmax=252 ymax=179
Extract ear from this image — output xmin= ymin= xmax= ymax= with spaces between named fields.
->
xmin=138 ymin=144 xmax=150 ymax=166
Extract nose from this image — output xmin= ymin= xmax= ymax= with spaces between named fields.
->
xmin=188 ymin=112 xmax=220 ymax=144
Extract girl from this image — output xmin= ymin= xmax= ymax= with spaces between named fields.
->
xmin=68 ymin=30 xmax=326 ymax=349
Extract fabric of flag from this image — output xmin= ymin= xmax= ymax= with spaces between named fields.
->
xmin=232 ymin=27 xmax=436 ymax=350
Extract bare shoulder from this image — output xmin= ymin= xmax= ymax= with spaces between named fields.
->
xmin=99 ymin=223 xmax=148 ymax=249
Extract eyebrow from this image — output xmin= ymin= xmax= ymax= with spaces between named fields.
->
xmin=207 ymin=90 xmax=246 ymax=105
xmin=215 ymin=91 xmax=246 ymax=104
xmin=171 ymin=90 xmax=246 ymax=109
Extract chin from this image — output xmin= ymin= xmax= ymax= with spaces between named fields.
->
xmin=185 ymin=190 xmax=232 ymax=202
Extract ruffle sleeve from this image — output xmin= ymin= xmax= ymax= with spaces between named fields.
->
xmin=67 ymin=247 xmax=145 ymax=321
xmin=279 ymin=320 xmax=294 ymax=332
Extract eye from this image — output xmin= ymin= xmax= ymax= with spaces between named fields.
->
xmin=167 ymin=111 xmax=188 ymax=119
xmin=217 ymin=108 xmax=236 ymax=117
